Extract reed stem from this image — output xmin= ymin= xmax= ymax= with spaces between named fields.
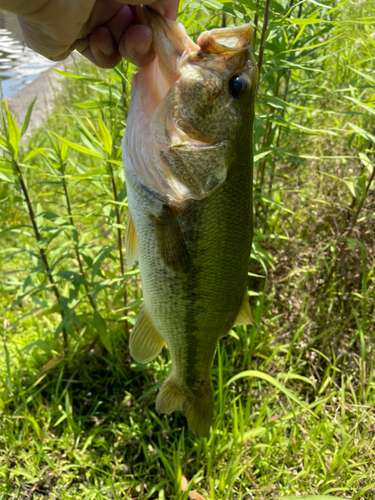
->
xmin=12 ymin=159 xmax=68 ymax=351
xmin=108 ymin=163 xmax=129 ymax=338
xmin=321 ymin=167 xmax=375 ymax=295
xmin=61 ymin=176 xmax=96 ymax=311
xmin=257 ymin=0 xmax=270 ymax=84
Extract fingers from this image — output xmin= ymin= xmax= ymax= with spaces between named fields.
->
xmin=115 ymin=0 xmax=180 ymax=20
xmin=76 ymin=5 xmax=156 ymax=68
xmin=76 ymin=4 xmax=134 ymax=69
xmin=78 ymin=27 xmax=122 ymax=69
xmin=116 ymin=0 xmax=180 ymax=67
xmin=18 ymin=0 xmax=180 ymax=69
xmin=118 ymin=24 xmax=155 ymax=67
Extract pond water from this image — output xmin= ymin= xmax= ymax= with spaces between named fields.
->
xmin=0 ymin=10 xmax=55 ymax=99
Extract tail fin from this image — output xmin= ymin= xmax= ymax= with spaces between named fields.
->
xmin=155 ymin=377 xmax=213 ymax=437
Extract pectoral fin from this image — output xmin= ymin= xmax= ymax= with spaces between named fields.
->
xmin=125 ymin=209 xmax=140 ymax=267
xmin=233 ymin=291 xmax=255 ymax=327
xmin=152 ymin=206 xmax=189 ymax=272
xmin=130 ymin=305 xmax=165 ymax=363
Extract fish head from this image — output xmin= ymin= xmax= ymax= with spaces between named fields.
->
xmin=124 ymin=8 xmax=257 ymax=201
xmin=174 ymin=24 xmax=257 ymax=144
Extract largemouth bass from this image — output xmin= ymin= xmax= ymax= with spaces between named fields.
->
xmin=123 ymin=7 xmax=257 ymax=437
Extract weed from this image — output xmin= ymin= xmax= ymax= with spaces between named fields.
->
xmin=1 ymin=0 xmax=375 ymax=498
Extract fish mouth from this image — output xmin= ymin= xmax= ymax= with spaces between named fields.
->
xmin=125 ymin=8 xmax=254 ymax=201
xmin=197 ymin=24 xmax=253 ymax=53
xmin=137 ymin=6 xmax=209 ymax=144
xmin=139 ymin=6 xmax=253 ymax=106
xmin=138 ymin=6 xmax=199 ymax=86
xmin=138 ymin=7 xmax=254 ymax=145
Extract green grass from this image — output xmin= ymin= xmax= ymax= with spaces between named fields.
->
xmin=1 ymin=0 xmax=375 ymax=498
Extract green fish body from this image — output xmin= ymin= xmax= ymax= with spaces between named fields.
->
xmin=123 ymin=8 xmax=257 ymax=436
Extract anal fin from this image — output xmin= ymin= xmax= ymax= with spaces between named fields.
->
xmin=125 ymin=209 xmax=139 ymax=267
xmin=233 ymin=291 xmax=255 ymax=327
xmin=130 ymin=305 xmax=165 ymax=363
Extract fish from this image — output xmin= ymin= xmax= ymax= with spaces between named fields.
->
xmin=123 ymin=7 xmax=257 ymax=437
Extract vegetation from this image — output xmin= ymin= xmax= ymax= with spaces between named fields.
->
xmin=1 ymin=0 xmax=375 ymax=498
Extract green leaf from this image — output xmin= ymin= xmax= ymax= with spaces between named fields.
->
xmin=113 ymin=282 xmax=128 ymax=305
xmin=348 ymin=123 xmax=375 ymax=144
xmin=0 ymin=134 xmax=11 ymax=153
xmin=226 ymin=370 xmax=316 ymax=417
xmin=98 ymin=116 xmax=112 ymax=155
xmin=254 ymin=151 xmax=272 ymax=162
xmin=238 ymin=0 xmax=259 ymax=12
xmin=22 ymin=414 xmax=41 ymax=438
xmin=286 ymin=34 xmax=343 ymax=54
xmin=352 ymin=483 xmax=375 ymax=499
xmin=93 ymin=310 xmax=112 ymax=355
xmin=91 ymin=245 xmax=116 ymax=280
xmin=21 ymin=97 xmax=37 ymax=137
xmin=40 ymin=356 xmax=63 ymax=373
xmin=56 ymin=270 xmax=90 ymax=287
xmin=70 ymin=168 xmax=108 ymax=180
xmin=220 ymin=426 xmax=266 ymax=453
xmin=343 ymin=180 xmax=358 ymax=199
xmin=359 ymin=152 xmax=373 ymax=175
xmin=0 ymin=161 xmax=14 ymax=174
xmin=73 ymin=101 xmax=100 ymax=109
xmin=106 ymin=159 xmax=123 ymax=166
xmin=60 ymin=140 xmax=68 ymax=161
xmin=202 ymin=0 xmax=223 ymax=8
xmin=277 ymin=372 xmax=316 ymax=390
xmin=343 ymin=95 xmax=375 ymax=116
xmin=5 ymin=98 xmax=21 ymax=158
xmin=39 ymin=305 xmax=62 ymax=317
xmin=52 ymin=69 xmax=103 ymax=82
xmin=2 ymin=195 xmax=23 ymax=202
xmin=51 ymin=132 xmax=103 ymax=158
xmin=348 ymin=66 xmax=375 ymax=85
xmin=3 ymin=339 xmax=13 ymax=394
xmin=22 ymin=148 xmax=45 ymax=163
xmin=281 ymin=496 xmax=343 ymax=500
xmin=286 ymin=17 xmax=327 ymax=25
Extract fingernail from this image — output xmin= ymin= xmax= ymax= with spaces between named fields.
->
xmin=134 ymin=35 xmax=152 ymax=56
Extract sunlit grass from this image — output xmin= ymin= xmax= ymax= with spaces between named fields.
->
xmin=1 ymin=0 xmax=375 ymax=498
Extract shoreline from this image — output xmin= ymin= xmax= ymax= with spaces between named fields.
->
xmin=8 ymin=53 xmax=80 ymax=141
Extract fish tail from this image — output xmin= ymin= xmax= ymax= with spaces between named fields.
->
xmin=156 ymin=377 xmax=213 ymax=437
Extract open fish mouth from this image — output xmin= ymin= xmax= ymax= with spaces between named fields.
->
xmin=125 ymin=7 xmax=255 ymax=202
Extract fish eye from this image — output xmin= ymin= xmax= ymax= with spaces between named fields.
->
xmin=228 ymin=75 xmax=247 ymax=99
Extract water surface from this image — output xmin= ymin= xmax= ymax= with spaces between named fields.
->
xmin=0 ymin=10 xmax=55 ymax=99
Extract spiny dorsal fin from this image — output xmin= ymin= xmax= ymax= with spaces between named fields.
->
xmin=130 ymin=305 xmax=165 ymax=364
xmin=125 ymin=209 xmax=139 ymax=267
xmin=233 ymin=291 xmax=255 ymax=327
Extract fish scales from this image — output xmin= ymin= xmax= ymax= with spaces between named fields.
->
xmin=123 ymin=7 xmax=257 ymax=436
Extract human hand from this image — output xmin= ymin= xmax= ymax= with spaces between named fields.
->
xmin=16 ymin=0 xmax=179 ymax=69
